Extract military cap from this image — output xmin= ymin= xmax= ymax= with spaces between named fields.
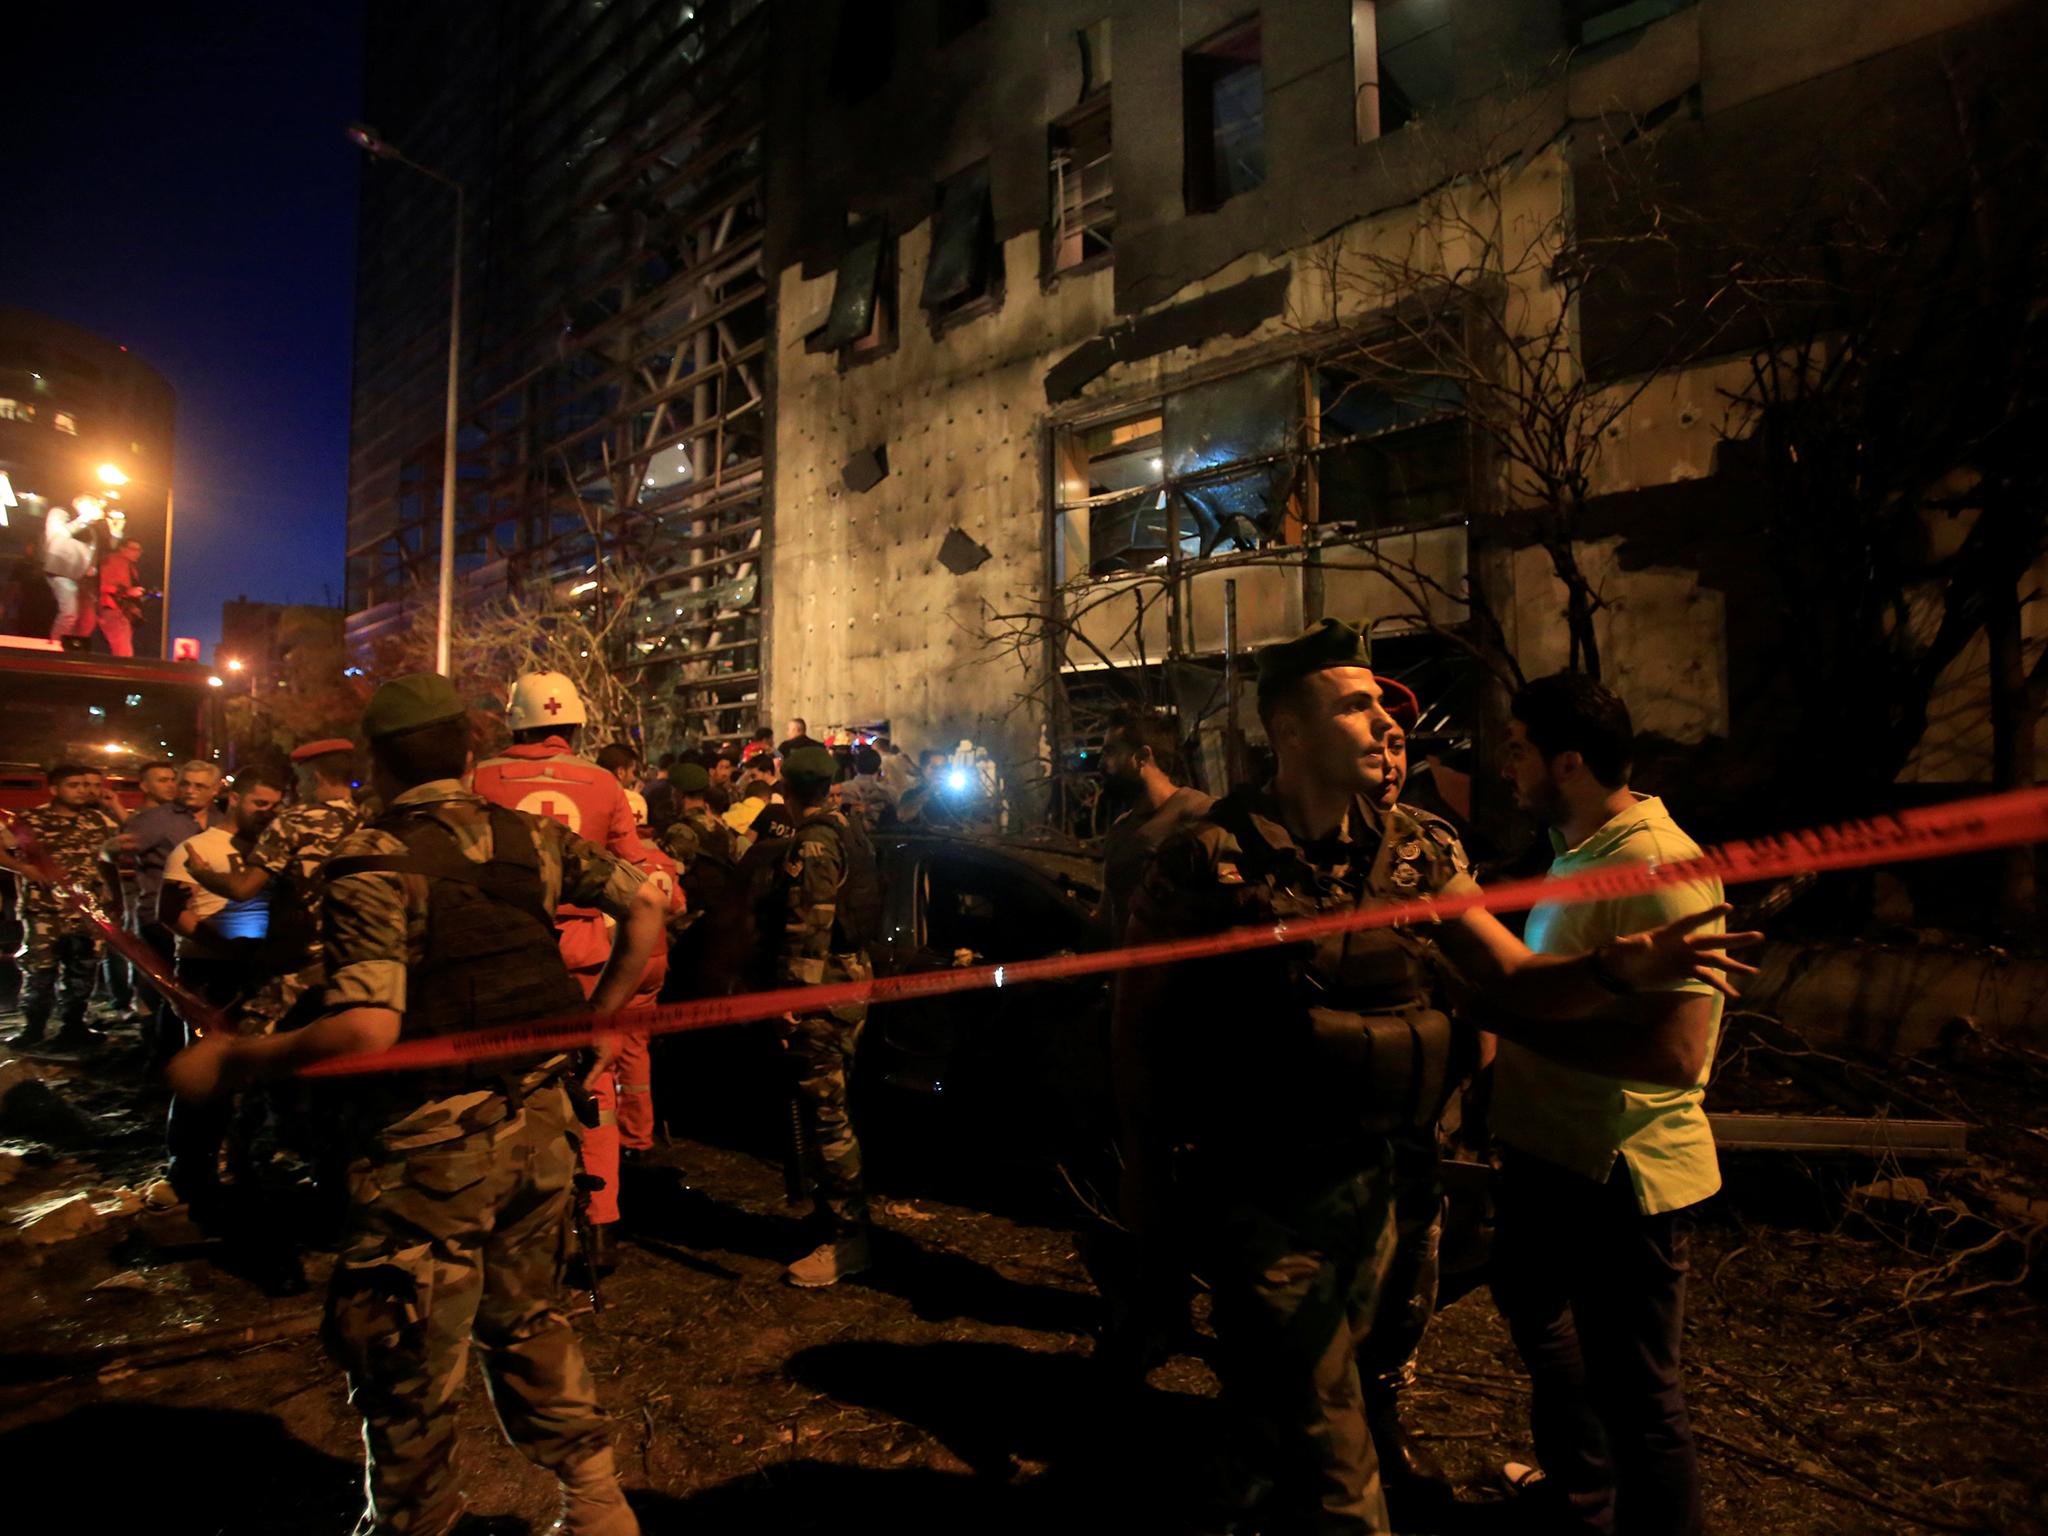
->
xmin=671 ymin=762 xmax=711 ymax=793
xmin=1255 ymin=618 xmax=1372 ymax=697
xmin=782 ymin=746 xmax=838 ymax=787
xmin=290 ymin=737 xmax=356 ymax=761
xmin=361 ymin=673 xmax=467 ymax=740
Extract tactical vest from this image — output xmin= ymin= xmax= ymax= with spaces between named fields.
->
xmin=1208 ymin=792 xmax=1456 ymax=1141
xmin=829 ymin=811 xmax=883 ymax=953
xmin=327 ymin=804 xmax=590 ymax=1107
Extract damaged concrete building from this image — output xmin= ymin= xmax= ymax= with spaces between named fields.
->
xmin=764 ymin=0 xmax=2046 ymax=833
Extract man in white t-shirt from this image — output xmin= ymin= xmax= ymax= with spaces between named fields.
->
xmin=157 ymin=764 xmax=286 ymax=1210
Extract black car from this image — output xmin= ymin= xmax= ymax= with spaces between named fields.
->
xmin=858 ymin=829 xmax=1115 ymax=1176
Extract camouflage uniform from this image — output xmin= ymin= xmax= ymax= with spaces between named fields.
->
xmin=11 ymin=801 xmax=120 ymax=1034
xmin=319 ymin=779 xmax=646 ymax=1536
xmin=780 ymin=805 xmax=875 ymax=1237
xmin=658 ymin=803 xmax=739 ymax=880
xmin=238 ymin=797 xmax=366 ymax=1035
xmin=1122 ymin=787 xmax=1474 ymax=1534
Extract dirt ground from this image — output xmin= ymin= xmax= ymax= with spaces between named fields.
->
xmin=2 ymin=1019 xmax=2046 ymax=1536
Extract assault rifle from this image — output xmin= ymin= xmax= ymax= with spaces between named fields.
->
xmin=564 ymin=1071 xmax=608 ymax=1314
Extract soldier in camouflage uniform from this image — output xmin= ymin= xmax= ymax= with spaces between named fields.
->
xmin=1116 ymin=620 xmax=1756 ymax=1534
xmin=168 ymin=675 xmax=665 ymax=1536
xmin=2 ymin=762 xmax=121 ymax=1051
xmin=184 ymin=738 xmax=365 ymax=1035
xmin=777 ymin=746 xmax=881 ymax=1289
xmin=657 ymin=761 xmax=740 ymax=876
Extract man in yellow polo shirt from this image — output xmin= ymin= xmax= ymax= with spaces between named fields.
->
xmin=1491 ymin=673 xmax=1723 ymax=1536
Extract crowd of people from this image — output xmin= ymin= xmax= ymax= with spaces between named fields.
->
xmin=0 ymin=625 xmax=1758 ymax=1536
xmin=0 ymin=493 xmax=152 ymax=652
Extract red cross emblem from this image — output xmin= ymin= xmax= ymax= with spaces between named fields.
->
xmin=543 ymin=696 xmax=563 ymax=715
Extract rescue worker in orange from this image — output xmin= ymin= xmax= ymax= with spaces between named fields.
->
xmin=473 ymin=673 xmax=674 ymax=1271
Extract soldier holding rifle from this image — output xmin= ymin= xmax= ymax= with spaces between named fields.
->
xmin=168 ymin=673 xmax=664 ymax=1536
xmin=1113 ymin=619 xmax=1757 ymax=1535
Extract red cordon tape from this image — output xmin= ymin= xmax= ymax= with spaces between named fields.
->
xmin=0 ymin=813 xmax=232 ymax=1037
xmin=299 ymin=784 xmax=2048 ymax=1081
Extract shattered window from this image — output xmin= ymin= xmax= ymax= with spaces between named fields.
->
xmin=921 ymin=162 xmax=1000 ymax=321
xmin=1057 ymin=354 xmax=1469 ymax=581
xmin=1164 ymin=361 xmax=1300 ymax=559
xmin=1050 ymin=97 xmax=1114 ymax=274
xmin=809 ymin=223 xmax=895 ymax=356
xmin=1064 ymin=409 xmax=1169 ymax=577
xmin=1313 ymin=365 xmax=1465 ymax=532
xmin=1185 ymin=18 xmax=1265 ymax=212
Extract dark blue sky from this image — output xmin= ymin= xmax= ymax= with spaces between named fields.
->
xmin=4 ymin=5 xmax=363 ymax=659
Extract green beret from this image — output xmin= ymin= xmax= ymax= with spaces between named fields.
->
xmin=361 ymin=673 xmax=467 ymax=740
xmin=782 ymin=746 xmax=838 ymax=787
xmin=1255 ymin=618 xmax=1371 ymax=697
xmin=671 ymin=762 xmax=710 ymax=793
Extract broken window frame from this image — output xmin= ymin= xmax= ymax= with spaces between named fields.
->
xmin=1047 ymin=93 xmax=1114 ymax=280
xmin=808 ymin=219 xmax=899 ymax=365
xmin=1051 ymin=347 xmax=1471 ymax=584
xmin=1184 ymin=16 xmax=1267 ymax=214
xmin=921 ymin=161 xmax=1003 ymax=333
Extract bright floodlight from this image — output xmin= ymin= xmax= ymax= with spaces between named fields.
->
xmin=96 ymin=463 xmax=128 ymax=486
xmin=947 ymin=767 xmax=972 ymax=794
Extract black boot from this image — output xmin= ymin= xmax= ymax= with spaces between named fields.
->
xmin=1367 ymin=1386 xmax=1456 ymax=1528
xmin=6 ymin=1017 xmax=49 ymax=1049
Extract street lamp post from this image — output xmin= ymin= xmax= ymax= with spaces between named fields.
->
xmin=348 ymin=122 xmax=464 ymax=677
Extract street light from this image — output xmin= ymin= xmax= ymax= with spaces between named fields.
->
xmin=348 ymin=120 xmax=465 ymax=677
xmin=96 ymin=463 xmax=128 ymax=486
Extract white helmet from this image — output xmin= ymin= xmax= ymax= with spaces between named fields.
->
xmin=507 ymin=671 xmax=587 ymax=731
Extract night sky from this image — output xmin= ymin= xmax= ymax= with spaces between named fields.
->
xmin=5 ymin=5 xmax=364 ymax=660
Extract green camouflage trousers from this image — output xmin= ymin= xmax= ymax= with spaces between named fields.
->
xmin=786 ymin=953 xmax=871 ymax=1235
xmin=324 ymin=1082 xmax=613 ymax=1536
xmin=1196 ymin=1155 xmax=1400 ymax=1534
xmin=15 ymin=918 xmax=101 ymax=1030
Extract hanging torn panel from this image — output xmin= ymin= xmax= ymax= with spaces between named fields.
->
xmin=812 ymin=227 xmax=885 ymax=351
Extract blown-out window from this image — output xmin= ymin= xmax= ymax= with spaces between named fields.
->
xmin=1050 ymin=97 xmax=1114 ymax=275
xmin=1185 ymin=18 xmax=1265 ymax=212
xmin=1055 ymin=354 xmax=1468 ymax=579
xmin=922 ymin=162 xmax=1001 ymax=326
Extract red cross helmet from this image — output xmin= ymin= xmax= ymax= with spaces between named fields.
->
xmin=507 ymin=670 xmax=588 ymax=731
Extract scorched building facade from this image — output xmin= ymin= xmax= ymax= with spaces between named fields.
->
xmin=764 ymin=0 xmax=2047 ymax=835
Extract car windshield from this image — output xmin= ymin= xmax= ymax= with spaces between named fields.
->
xmin=922 ymin=852 xmax=1092 ymax=963
xmin=0 ymin=671 xmax=202 ymax=773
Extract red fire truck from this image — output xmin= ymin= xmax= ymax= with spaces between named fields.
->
xmin=0 ymin=636 xmax=218 ymax=814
